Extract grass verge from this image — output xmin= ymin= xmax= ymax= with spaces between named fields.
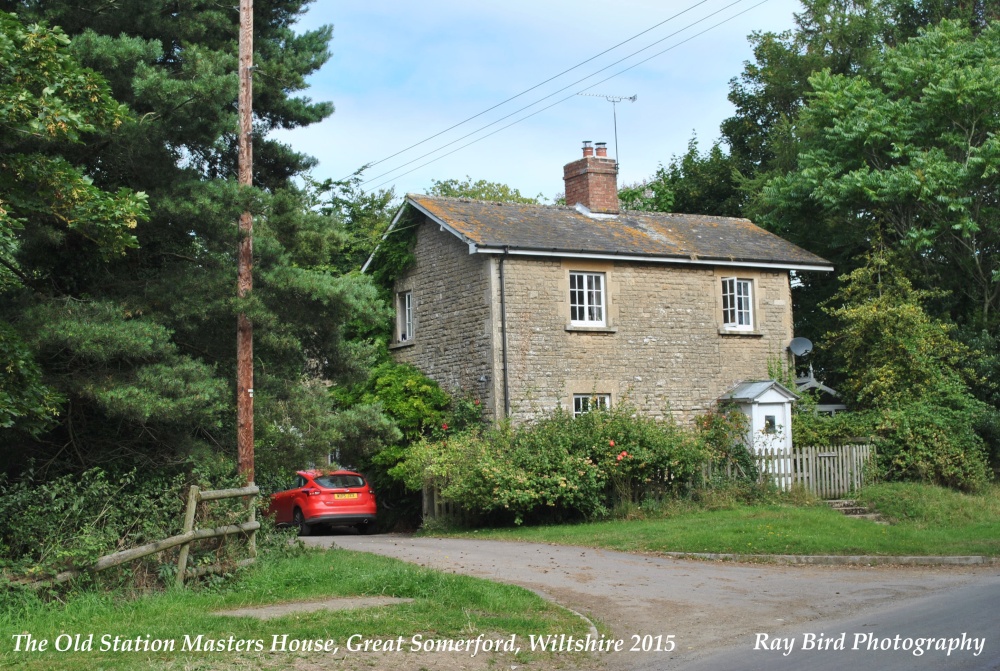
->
xmin=429 ymin=483 xmax=1000 ymax=557
xmin=1 ymin=545 xmax=588 ymax=670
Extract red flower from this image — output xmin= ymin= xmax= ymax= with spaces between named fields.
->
xmin=474 ymin=399 xmax=481 ymax=406
xmin=441 ymin=423 xmax=449 ymax=430
xmin=609 ymin=440 xmax=615 ymax=447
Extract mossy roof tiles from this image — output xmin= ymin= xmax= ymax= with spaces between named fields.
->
xmin=407 ymin=194 xmax=831 ymax=270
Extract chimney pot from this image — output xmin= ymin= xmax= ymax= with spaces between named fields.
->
xmin=563 ymin=141 xmax=619 ymax=214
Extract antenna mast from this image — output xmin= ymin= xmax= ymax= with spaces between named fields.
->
xmin=577 ymin=93 xmax=636 ymax=171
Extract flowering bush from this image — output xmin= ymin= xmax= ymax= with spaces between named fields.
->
xmin=393 ymin=403 xmax=709 ymax=525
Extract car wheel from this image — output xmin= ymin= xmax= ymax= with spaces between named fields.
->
xmin=293 ymin=508 xmax=311 ymax=537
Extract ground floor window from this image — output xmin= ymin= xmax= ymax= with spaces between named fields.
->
xmin=573 ymin=393 xmax=610 ymax=417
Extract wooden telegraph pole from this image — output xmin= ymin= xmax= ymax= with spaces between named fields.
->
xmin=236 ymin=0 xmax=254 ymax=483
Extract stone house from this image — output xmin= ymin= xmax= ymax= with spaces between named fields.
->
xmin=365 ymin=142 xmax=833 ymax=425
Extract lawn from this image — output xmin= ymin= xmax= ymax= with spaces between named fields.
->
xmin=1 ymin=545 xmax=588 ymax=670
xmin=430 ymin=483 xmax=1000 ymax=557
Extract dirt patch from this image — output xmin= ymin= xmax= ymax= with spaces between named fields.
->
xmin=213 ymin=597 xmax=413 ymax=620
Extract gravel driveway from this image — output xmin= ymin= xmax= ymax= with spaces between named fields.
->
xmin=305 ymin=533 xmax=998 ymax=670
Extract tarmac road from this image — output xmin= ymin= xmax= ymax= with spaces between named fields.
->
xmin=305 ymin=533 xmax=1000 ymax=670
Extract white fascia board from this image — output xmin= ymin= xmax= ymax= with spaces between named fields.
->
xmin=472 ymin=247 xmax=833 ymax=273
xmin=360 ymin=204 xmax=409 ymax=274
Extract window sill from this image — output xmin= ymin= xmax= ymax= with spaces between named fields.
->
xmin=389 ymin=340 xmax=416 ymax=350
xmin=566 ymin=324 xmax=618 ymax=334
xmin=718 ymin=327 xmax=763 ymax=337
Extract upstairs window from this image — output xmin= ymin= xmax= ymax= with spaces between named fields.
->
xmin=573 ymin=393 xmax=610 ymax=417
xmin=570 ymin=272 xmax=606 ymax=326
xmin=721 ymin=278 xmax=753 ymax=330
xmin=397 ymin=291 xmax=413 ymax=342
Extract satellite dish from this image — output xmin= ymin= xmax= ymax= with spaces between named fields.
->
xmin=788 ymin=337 xmax=813 ymax=357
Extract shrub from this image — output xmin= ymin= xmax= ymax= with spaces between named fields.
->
xmin=0 ymin=460 xmax=251 ymax=589
xmin=696 ymin=406 xmax=757 ymax=481
xmin=872 ymin=402 xmax=990 ymax=492
xmin=791 ymin=408 xmax=871 ymax=446
xmin=394 ymin=404 xmax=709 ymax=525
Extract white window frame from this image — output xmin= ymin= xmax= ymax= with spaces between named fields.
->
xmin=721 ymin=277 xmax=753 ymax=331
xmin=569 ymin=271 xmax=606 ymax=326
xmin=397 ymin=291 xmax=413 ymax=342
xmin=573 ymin=393 xmax=610 ymax=417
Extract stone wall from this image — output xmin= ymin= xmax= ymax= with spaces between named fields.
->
xmin=495 ymin=256 xmax=793 ymax=424
xmin=390 ymin=215 xmax=495 ymax=413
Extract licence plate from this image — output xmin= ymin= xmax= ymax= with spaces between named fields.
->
xmin=333 ymin=493 xmax=358 ymax=500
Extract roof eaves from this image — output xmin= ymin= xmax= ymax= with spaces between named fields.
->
xmin=471 ymin=245 xmax=833 ymax=272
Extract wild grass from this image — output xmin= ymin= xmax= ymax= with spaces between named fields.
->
xmin=1 ymin=546 xmax=586 ymax=670
xmin=431 ymin=483 xmax=1000 ymax=557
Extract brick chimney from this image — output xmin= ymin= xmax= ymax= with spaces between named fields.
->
xmin=563 ymin=141 xmax=619 ymax=214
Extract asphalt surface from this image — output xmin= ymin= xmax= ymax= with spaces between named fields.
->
xmin=306 ymin=532 xmax=1000 ymax=670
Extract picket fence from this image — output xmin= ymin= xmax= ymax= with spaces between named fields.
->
xmin=706 ymin=442 xmax=876 ymax=499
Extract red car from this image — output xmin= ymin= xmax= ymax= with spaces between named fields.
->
xmin=267 ymin=470 xmax=377 ymax=535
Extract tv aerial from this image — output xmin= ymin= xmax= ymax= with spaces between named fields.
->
xmin=577 ymin=93 xmax=637 ymax=172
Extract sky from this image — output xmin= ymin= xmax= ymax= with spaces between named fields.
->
xmin=273 ymin=0 xmax=805 ymax=202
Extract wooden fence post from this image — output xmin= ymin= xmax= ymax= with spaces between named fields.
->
xmin=175 ymin=485 xmax=200 ymax=588
xmin=247 ymin=495 xmax=257 ymax=560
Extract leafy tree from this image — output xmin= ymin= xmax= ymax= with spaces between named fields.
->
xmin=757 ymin=20 xmax=1000 ymax=334
xmin=722 ymin=0 xmax=999 ymax=181
xmin=0 ymin=323 xmax=61 ymax=436
xmin=428 ymin=176 xmax=542 ymax=203
xmin=618 ymin=167 xmax=675 ymax=213
xmin=822 ymin=254 xmax=990 ymax=490
xmin=723 ymin=0 xmax=890 ymax=178
xmin=0 ymin=12 xmax=147 ymax=437
xmin=318 ymin=175 xmax=398 ymax=275
xmin=619 ymin=137 xmax=744 ymax=217
xmin=0 ymin=2 xmax=388 ymax=476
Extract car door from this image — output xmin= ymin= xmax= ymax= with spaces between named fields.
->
xmin=270 ymin=475 xmax=306 ymax=524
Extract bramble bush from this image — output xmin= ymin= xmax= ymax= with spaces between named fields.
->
xmin=0 ymin=459 xmax=251 ymax=589
xmin=393 ymin=403 xmax=709 ymax=525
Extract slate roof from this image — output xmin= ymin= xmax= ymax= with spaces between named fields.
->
xmin=406 ymin=194 xmax=832 ymax=271
xmin=720 ymin=380 xmax=800 ymax=402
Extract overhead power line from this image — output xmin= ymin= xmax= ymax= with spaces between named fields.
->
xmin=363 ymin=0 xmax=760 ymax=189
xmin=367 ymin=0 xmax=772 ymax=192
xmin=339 ymin=0 xmax=715 ymax=182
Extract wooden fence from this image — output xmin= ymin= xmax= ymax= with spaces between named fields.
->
xmin=175 ymin=484 xmax=258 ymax=587
xmin=707 ymin=442 xmax=876 ymax=499
xmin=25 ymin=484 xmax=259 ymax=588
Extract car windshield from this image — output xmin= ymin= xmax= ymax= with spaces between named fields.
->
xmin=315 ymin=475 xmax=365 ymax=489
